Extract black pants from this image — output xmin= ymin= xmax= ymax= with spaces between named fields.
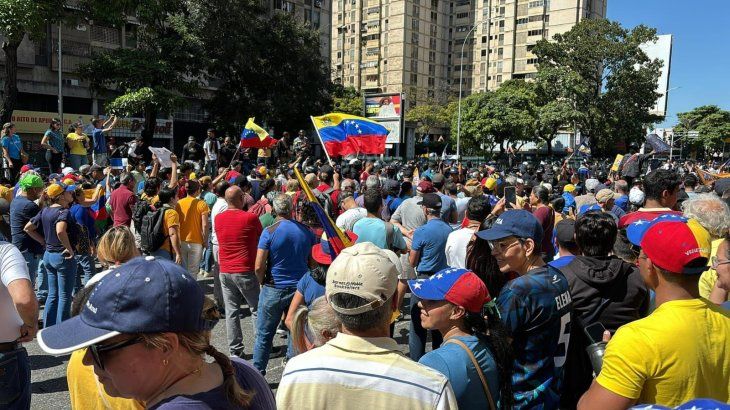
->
xmin=0 ymin=345 xmax=31 ymax=409
xmin=45 ymin=150 xmax=62 ymax=174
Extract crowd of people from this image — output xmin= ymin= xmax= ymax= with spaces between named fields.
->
xmin=0 ymin=118 xmax=729 ymax=410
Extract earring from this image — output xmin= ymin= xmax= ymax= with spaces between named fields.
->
xmin=162 ymin=359 xmax=169 ymax=366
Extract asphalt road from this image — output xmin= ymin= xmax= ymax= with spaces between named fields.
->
xmin=26 ymin=277 xmax=415 ymax=409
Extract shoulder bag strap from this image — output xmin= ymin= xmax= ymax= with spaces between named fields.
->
xmin=444 ymin=338 xmax=497 ymax=410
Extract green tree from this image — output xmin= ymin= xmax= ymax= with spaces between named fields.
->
xmin=406 ymin=98 xmax=454 ymax=135
xmin=0 ymin=0 xmax=63 ymax=123
xmin=675 ymin=105 xmax=730 ymax=150
xmin=331 ymin=85 xmax=363 ymax=116
xmin=78 ymin=0 xmax=206 ymax=145
xmin=196 ymin=0 xmax=331 ymax=134
xmin=533 ymin=19 xmax=663 ymax=152
xmin=534 ymin=73 xmax=581 ymax=155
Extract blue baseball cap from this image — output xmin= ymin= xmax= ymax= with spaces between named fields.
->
xmin=408 ymin=268 xmax=490 ymax=313
xmin=476 ymin=209 xmax=543 ymax=243
xmin=38 ymin=256 xmax=208 ymax=355
xmin=578 ymin=204 xmax=602 ymax=215
xmin=626 ymin=214 xmax=688 ymax=246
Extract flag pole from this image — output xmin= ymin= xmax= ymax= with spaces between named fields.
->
xmin=311 ymin=116 xmax=334 ymax=166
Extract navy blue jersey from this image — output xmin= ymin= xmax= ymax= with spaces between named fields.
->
xmin=496 ymin=265 xmax=572 ymax=409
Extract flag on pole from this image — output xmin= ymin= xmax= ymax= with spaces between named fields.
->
xmin=85 ymin=188 xmax=107 ymax=220
xmin=577 ymin=136 xmax=591 ymax=157
xmin=311 ymin=113 xmax=389 ymax=157
xmin=644 ymin=133 xmax=671 ymax=155
xmin=293 ymin=167 xmax=353 ymax=259
xmin=240 ymin=118 xmax=278 ymax=148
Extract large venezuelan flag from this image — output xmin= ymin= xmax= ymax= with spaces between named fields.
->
xmin=240 ymin=118 xmax=278 ymax=148
xmin=293 ymin=167 xmax=352 ymax=259
xmin=311 ymin=113 xmax=389 ymax=157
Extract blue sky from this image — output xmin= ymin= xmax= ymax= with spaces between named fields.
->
xmin=607 ymin=0 xmax=730 ymax=127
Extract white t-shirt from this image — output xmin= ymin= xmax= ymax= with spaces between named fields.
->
xmin=335 ymin=207 xmax=367 ymax=232
xmin=445 ymin=228 xmax=476 ymax=269
xmin=210 ymin=198 xmax=229 ymax=245
xmin=0 ymin=242 xmax=31 ymax=342
xmin=203 ymin=140 xmax=220 ymax=161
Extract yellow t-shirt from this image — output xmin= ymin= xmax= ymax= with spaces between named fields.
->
xmin=66 ymin=133 xmax=89 ymax=156
xmin=140 ymin=193 xmax=159 ymax=207
xmin=67 ymin=349 xmax=144 ymax=410
xmin=596 ymin=298 xmax=730 ymax=406
xmin=175 ymin=196 xmax=210 ymax=245
xmin=0 ymin=185 xmax=12 ymax=204
xmin=699 ymin=239 xmax=726 ymax=301
xmin=161 ymin=207 xmax=180 ymax=254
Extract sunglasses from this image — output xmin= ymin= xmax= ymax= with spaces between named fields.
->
xmin=711 ymin=256 xmax=730 ymax=270
xmin=89 ymin=337 xmax=144 ymax=370
xmin=487 ymin=238 xmax=524 ymax=254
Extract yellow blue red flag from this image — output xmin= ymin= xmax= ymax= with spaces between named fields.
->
xmin=240 ymin=118 xmax=277 ymax=148
xmin=311 ymin=113 xmax=389 ymax=157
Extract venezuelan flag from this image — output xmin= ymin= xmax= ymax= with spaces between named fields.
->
xmin=293 ymin=167 xmax=352 ymax=259
xmin=311 ymin=113 xmax=389 ymax=157
xmin=240 ymin=118 xmax=278 ymax=148
xmin=85 ymin=188 xmax=107 ymax=220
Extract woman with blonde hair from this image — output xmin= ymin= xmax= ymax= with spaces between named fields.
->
xmin=38 ymin=257 xmax=275 ymax=409
xmin=96 ymin=225 xmax=139 ymax=268
xmin=290 ymin=296 xmax=340 ymax=355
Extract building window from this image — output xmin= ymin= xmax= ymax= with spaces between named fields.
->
xmin=411 ymin=46 xmax=419 ymax=58
xmin=410 ymin=73 xmax=418 ymax=84
xmin=429 ymin=51 xmax=436 ymax=62
xmin=528 ymin=0 xmax=549 ymax=8
xmin=516 ymin=17 xmax=528 ymax=25
xmin=527 ymin=29 xmax=544 ymax=36
xmin=431 ymin=11 xmax=438 ymax=22
xmin=456 ymin=12 xmax=469 ymax=19
xmin=412 ymin=19 xmax=419 ymax=30
xmin=526 ymin=58 xmax=538 ymax=65
xmin=411 ymin=59 xmax=418 ymax=71
xmin=366 ymin=74 xmax=378 ymax=82
xmin=412 ymin=32 xmax=419 ymax=44
xmin=428 ymin=77 xmax=435 ymax=87
xmin=529 ymin=14 xmax=549 ymax=22
xmin=481 ymin=49 xmax=486 ymax=56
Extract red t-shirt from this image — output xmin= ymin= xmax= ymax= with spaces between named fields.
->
xmin=214 ymin=209 xmax=263 ymax=273
xmin=532 ymin=205 xmax=555 ymax=255
xmin=618 ymin=208 xmax=682 ymax=229
xmin=109 ymin=184 xmax=137 ymax=227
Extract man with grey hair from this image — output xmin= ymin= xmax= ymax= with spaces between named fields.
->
xmin=682 ymin=193 xmax=730 ymax=301
xmin=355 ymin=174 xmax=391 ymax=220
xmin=574 ymin=178 xmax=600 ymax=210
xmin=277 ymin=242 xmax=457 ymax=409
xmin=254 ymin=193 xmax=316 ymax=374
xmin=614 ymin=179 xmax=630 ymax=211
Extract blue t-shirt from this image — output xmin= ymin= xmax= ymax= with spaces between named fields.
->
xmin=353 ymin=217 xmax=406 ymax=251
xmin=30 ymin=206 xmax=79 ymax=253
xmin=420 ymin=335 xmax=500 ymax=410
xmin=10 ymin=196 xmax=43 ymax=254
xmin=412 ymin=218 xmax=452 ymax=273
xmin=257 ymin=219 xmax=316 ymax=289
xmin=561 ymin=192 xmax=576 ymax=213
xmin=92 ymin=128 xmax=106 ymax=153
xmin=296 ymin=272 xmax=325 ymax=307
xmin=44 ymin=130 xmax=64 ymax=152
xmin=70 ymin=204 xmax=96 ymax=242
xmin=496 ymin=265 xmax=572 ymax=409
xmin=614 ymin=194 xmax=629 ymax=212
xmin=149 ymin=357 xmax=276 ymax=410
xmin=385 ymin=195 xmax=403 ymax=214
xmin=1 ymin=135 xmax=22 ymax=159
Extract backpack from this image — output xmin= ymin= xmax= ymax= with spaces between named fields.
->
xmin=313 ymin=188 xmax=335 ymax=220
xmin=140 ymin=205 xmax=170 ymax=255
xmin=323 ymin=187 xmax=340 ymax=216
xmin=132 ymin=200 xmax=153 ymax=232
xmin=249 ymin=197 xmax=271 ymax=217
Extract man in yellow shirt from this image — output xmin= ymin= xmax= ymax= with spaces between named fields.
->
xmin=578 ymin=216 xmax=730 ymax=409
xmin=175 ymin=180 xmax=210 ymax=276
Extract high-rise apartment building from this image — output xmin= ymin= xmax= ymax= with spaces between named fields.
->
xmin=265 ymin=0 xmax=333 ymax=66
xmin=331 ymin=0 xmax=606 ymax=107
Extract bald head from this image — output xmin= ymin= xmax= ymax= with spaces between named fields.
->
xmin=225 ymin=185 xmax=244 ymax=210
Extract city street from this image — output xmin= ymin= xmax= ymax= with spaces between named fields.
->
xmin=25 ymin=277 xmax=414 ymax=409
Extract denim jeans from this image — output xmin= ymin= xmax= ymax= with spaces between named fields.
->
xmin=180 ymin=241 xmax=203 ymax=277
xmin=43 ymin=250 xmax=78 ymax=327
xmin=0 ymin=346 xmax=31 ymax=410
xmin=20 ymin=251 xmax=43 ymax=301
xmin=211 ymin=244 xmax=224 ymax=310
xmin=199 ymin=235 xmax=213 ymax=273
xmin=67 ymin=154 xmax=88 ymax=170
xmin=409 ymin=284 xmax=443 ymax=361
xmin=36 ymin=259 xmax=48 ymax=304
xmin=220 ymin=273 xmax=260 ymax=358
xmin=204 ymin=160 xmax=218 ymax=177
xmin=253 ymin=285 xmax=295 ymax=374
xmin=74 ymin=253 xmax=97 ymax=292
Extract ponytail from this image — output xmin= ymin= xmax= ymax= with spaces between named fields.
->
xmin=290 ymin=305 xmax=310 ymax=355
xmin=205 ymin=345 xmax=252 ymax=408
xmin=464 ymin=311 xmax=514 ymax=408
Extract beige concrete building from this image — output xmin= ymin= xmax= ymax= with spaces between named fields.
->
xmin=331 ymin=0 xmax=606 ymax=106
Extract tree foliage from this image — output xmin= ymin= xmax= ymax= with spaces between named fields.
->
xmin=78 ymin=0 xmax=206 ymax=144
xmin=533 ymin=19 xmax=663 ymax=152
xmin=331 ymin=85 xmax=363 ymax=116
xmin=0 ymin=0 xmax=63 ymax=123
xmin=195 ymin=0 xmax=331 ymax=135
xmin=675 ymin=105 xmax=730 ymax=150
xmin=406 ymin=98 xmax=454 ymax=135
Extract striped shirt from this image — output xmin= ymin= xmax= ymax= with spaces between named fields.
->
xmin=276 ymin=333 xmax=458 ymax=410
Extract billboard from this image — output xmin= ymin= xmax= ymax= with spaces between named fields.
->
xmin=639 ymin=34 xmax=673 ymax=117
xmin=10 ymin=110 xmax=173 ymax=140
xmin=364 ymin=93 xmax=403 ymax=144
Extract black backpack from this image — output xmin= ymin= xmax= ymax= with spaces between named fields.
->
xmin=140 ymin=205 xmax=170 ymax=255
xmin=132 ymin=200 xmax=153 ymax=232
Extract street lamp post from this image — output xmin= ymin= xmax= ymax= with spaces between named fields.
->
xmin=456 ymin=22 xmax=479 ymax=160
